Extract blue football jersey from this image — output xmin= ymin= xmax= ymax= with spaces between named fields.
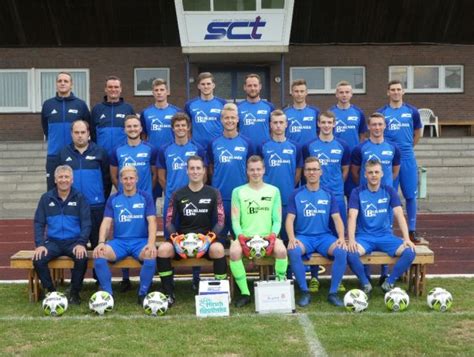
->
xmin=284 ymin=105 xmax=320 ymax=146
xmin=378 ymin=103 xmax=422 ymax=158
xmin=208 ymin=135 xmax=254 ymax=201
xmin=287 ymin=186 xmax=339 ymax=236
xmin=110 ymin=141 xmax=157 ymax=196
xmin=303 ymin=138 xmax=351 ymax=197
xmin=156 ymin=141 xmax=206 ymax=201
xmin=238 ymin=100 xmax=275 ymax=147
xmin=185 ymin=97 xmax=226 ymax=148
xmin=348 ymin=185 xmax=401 ymax=235
xmin=258 ymin=139 xmax=303 ymax=206
xmin=330 ymin=104 xmax=367 ymax=151
xmin=141 ymin=104 xmax=181 ymax=149
xmin=351 ymin=139 xmax=401 ymax=187
xmin=104 ymin=190 xmax=156 ymax=240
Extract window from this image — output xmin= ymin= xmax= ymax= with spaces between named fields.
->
xmin=183 ymin=0 xmax=210 ymax=11
xmin=0 ymin=69 xmax=33 ymax=112
xmin=0 ymin=68 xmax=89 ymax=113
xmin=182 ymin=0 xmax=279 ymax=11
xmin=389 ymin=65 xmax=463 ymax=93
xmin=214 ymin=0 xmax=256 ymax=11
xmin=262 ymin=0 xmax=284 ymax=9
xmin=134 ymin=68 xmax=170 ymax=96
xmin=289 ymin=66 xmax=366 ymax=94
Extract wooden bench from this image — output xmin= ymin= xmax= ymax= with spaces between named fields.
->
xmin=438 ymin=119 xmax=474 ymax=136
xmin=10 ymin=250 xmax=214 ymax=302
xmin=253 ymin=245 xmax=434 ymax=296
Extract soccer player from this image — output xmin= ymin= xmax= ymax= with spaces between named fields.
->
xmin=93 ymin=166 xmax=157 ymax=305
xmin=346 ymin=160 xmax=416 ymax=294
xmin=303 ymin=111 xmax=351 ymax=226
xmin=258 ymin=110 xmax=303 ymax=242
xmin=41 ymin=72 xmax=90 ymax=190
xmin=208 ymin=103 xmax=254 ymax=245
xmin=33 ymin=165 xmax=91 ymax=304
xmin=109 ymin=114 xmax=157 ymax=290
xmin=185 ymin=72 xmax=226 ymax=148
xmin=238 ymin=74 xmax=275 ymax=147
xmin=377 ymin=80 xmax=423 ymax=243
xmin=156 ymin=156 xmax=226 ymax=305
xmin=284 ymin=79 xmax=320 ymax=146
xmin=286 ymin=157 xmax=347 ymax=307
xmin=90 ymin=75 xmax=135 ymax=157
xmin=230 ymin=155 xmax=287 ymax=307
xmin=57 ymin=120 xmax=110 ymax=255
xmin=330 ymin=81 xmax=367 ymax=200
xmin=351 ymin=113 xmax=401 ymax=283
xmin=141 ymin=78 xmax=182 ymax=150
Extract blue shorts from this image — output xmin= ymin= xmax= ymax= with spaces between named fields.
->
xmin=297 ymin=233 xmax=337 ymax=259
xmin=107 ymin=238 xmax=148 ymax=261
xmin=356 ymin=233 xmax=404 ymax=257
xmin=394 ymin=159 xmax=418 ymax=199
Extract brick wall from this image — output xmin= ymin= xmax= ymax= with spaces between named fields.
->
xmin=1 ymin=44 xmax=473 ymax=140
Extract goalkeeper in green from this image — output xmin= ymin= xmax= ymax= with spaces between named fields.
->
xmin=230 ymin=155 xmax=288 ymax=307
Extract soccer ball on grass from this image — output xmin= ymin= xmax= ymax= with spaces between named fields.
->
xmin=89 ymin=291 xmax=114 ymax=315
xmin=384 ymin=287 xmax=410 ymax=312
xmin=427 ymin=287 xmax=453 ymax=312
xmin=143 ymin=291 xmax=169 ymax=316
xmin=42 ymin=291 xmax=68 ymax=317
xmin=343 ymin=289 xmax=369 ymax=312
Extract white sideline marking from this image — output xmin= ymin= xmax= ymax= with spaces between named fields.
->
xmin=1 ymin=310 xmax=474 ymax=322
xmin=297 ymin=313 xmax=328 ymax=357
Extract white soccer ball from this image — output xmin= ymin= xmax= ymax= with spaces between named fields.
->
xmin=343 ymin=289 xmax=369 ymax=312
xmin=247 ymin=235 xmax=269 ymax=258
xmin=42 ymin=291 xmax=68 ymax=317
xmin=182 ymin=233 xmax=201 ymax=257
xmin=143 ymin=291 xmax=169 ymax=316
xmin=427 ymin=287 xmax=453 ymax=312
xmin=384 ymin=287 xmax=410 ymax=312
xmin=89 ymin=291 xmax=114 ymax=315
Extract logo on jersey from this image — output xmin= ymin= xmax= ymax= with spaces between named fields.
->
xmin=303 ymin=202 xmax=326 ymax=217
xmin=65 ymin=157 xmax=72 ymax=162
xmin=51 ymin=109 xmax=58 ymax=115
xmin=388 ymin=119 xmax=401 ymax=131
xmin=85 ymin=156 xmax=96 ymax=160
xmin=246 ymin=200 xmax=269 ymax=214
xmin=363 ymin=203 xmax=387 ymax=218
xmin=172 ymin=157 xmax=187 ymax=171
xmin=183 ymin=202 xmax=208 ymax=216
xmin=116 ymin=114 xmax=125 ymax=119
xmin=347 ymin=116 xmax=359 ymax=121
xmin=199 ymin=198 xmax=212 ymax=204
xmin=136 ymin=152 xmax=148 ymax=158
xmin=303 ymin=116 xmax=314 ymax=122
xmin=195 ymin=110 xmax=217 ymax=123
xmin=132 ymin=203 xmax=144 ymax=208
xmin=49 ymin=202 xmax=55 ymax=207
xmin=218 ymin=149 xmax=240 ymax=163
xmin=100 ymin=114 xmax=106 ymax=119
xmin=118 ymin=208 xmax=143 ymax=222
xmin=68 ymin=109 xmax=78 ymax=114
xmin=151 ymin=118 xmax=167 ymax=131
xmin=204 ymin=16 xmax=266 ymax=40
xmin=335 ymin=120 xmax=347 ymax=133
xmin=268 ymin=153 xmax=290 ymax=167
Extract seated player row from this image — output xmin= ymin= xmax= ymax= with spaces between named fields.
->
xmin=33 ymin=155 xmax=415 ymax=308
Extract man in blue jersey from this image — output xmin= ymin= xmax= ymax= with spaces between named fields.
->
xmin=378 ymin=80 xmax=423 ymax=243
xmin=33 ymin=165 xmax=91 ymax=304
xmin=238 ymin=74 xmax=275 ymax=147
xmin=330 ymin=81 xmax=367 ymax=200
xmin=41 ymin=72 xmax=90 ymax=190
xmin=57 ymin=120 xmax=110 ymax=255
xmin=351 ymin=113 xmax=401 ymax=284
xmin=208 ymin=103 xmax=254 ymax=245
xmin=157 ymin=112 xmax=206 ymax=236
xmin=346 ymin=160 xmax=416 ymax=294
xmin=110 ymin=114 xmax=158 ymax=291
xmin=93 ymin=166 xmax=157 ymax=304
xmin=185 ymin=72 xmax=226 ymax=148
xmin=258 ymin=109 xmax=303 ymax=242
xmin=141 ymin=78 xmax=182 ymax=202
xmin=284 ymin=79 xmax=320 ymax=146
xmin=303 ymin=111 xmax=351 ymax=226
xmin=286 ymin=157 xmax=347 ymax=307
xmin=91 ymin=76 xmax=135 ymax=157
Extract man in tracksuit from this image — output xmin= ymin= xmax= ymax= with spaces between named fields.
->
xmin=41 ymin=72 xmax=90 ymax=190
xmin=33 ymin=165 xmax=91 ymax=304
xmin=57 ymin=120 xmax=110 ymax=253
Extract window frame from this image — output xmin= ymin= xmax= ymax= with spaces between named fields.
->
xmin=0 ymin=69 xmax=34 ymax=113
xmin=134 ymin=68 xmax=171 ymax=96
xmin=34 ymin=68 xmax=90 ymax=112
xmin=388 ymin=65 xmax=464 ymax=93
xmin=289 ymin=66 xmax=366 ymax=94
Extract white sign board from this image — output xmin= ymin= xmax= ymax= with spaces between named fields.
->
xmin=199 ymin=280 xmax=231 ymax=302
xmin=175 ymin=0 xmax=294 ymax=53
xmin=195 ymin=294 xmax=230 ymax=317
xmin=254 ymin=280 xmax=296 ymax=314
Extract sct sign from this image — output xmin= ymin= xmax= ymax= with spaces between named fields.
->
xmin=175 ymin=1 xmax=294 ymax=53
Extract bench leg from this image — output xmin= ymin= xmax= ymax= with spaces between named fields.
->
xmin=30 ymin=269 xmax=41 ymax=303
xmin=418 ymin=265 xmax=427 ymax=296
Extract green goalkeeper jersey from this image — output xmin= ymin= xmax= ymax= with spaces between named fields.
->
xmin=231 ymin=183 xmax=281 ymax=238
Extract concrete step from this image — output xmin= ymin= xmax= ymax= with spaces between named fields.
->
xmin=423 ymin=166 xmax=474 ymax=176
xmin=0 ymin=174 xmax=44 ymax=184
xmin=0 ymin=150 xmax=47 ymax=159
xmin=419 ymin=137 xmax=474 ymax=145
xmin=418 ymin=201 xmax=474 ymax=213
xmin=415 ymin=150 xmax=474 ymax=158
xmin=417 ymin=157 xmax=474 ymax=167
xmin=0 ymin=141 xmax=47 ymax=151
xmin=427 ymin=176 xmax=474 ymax=185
